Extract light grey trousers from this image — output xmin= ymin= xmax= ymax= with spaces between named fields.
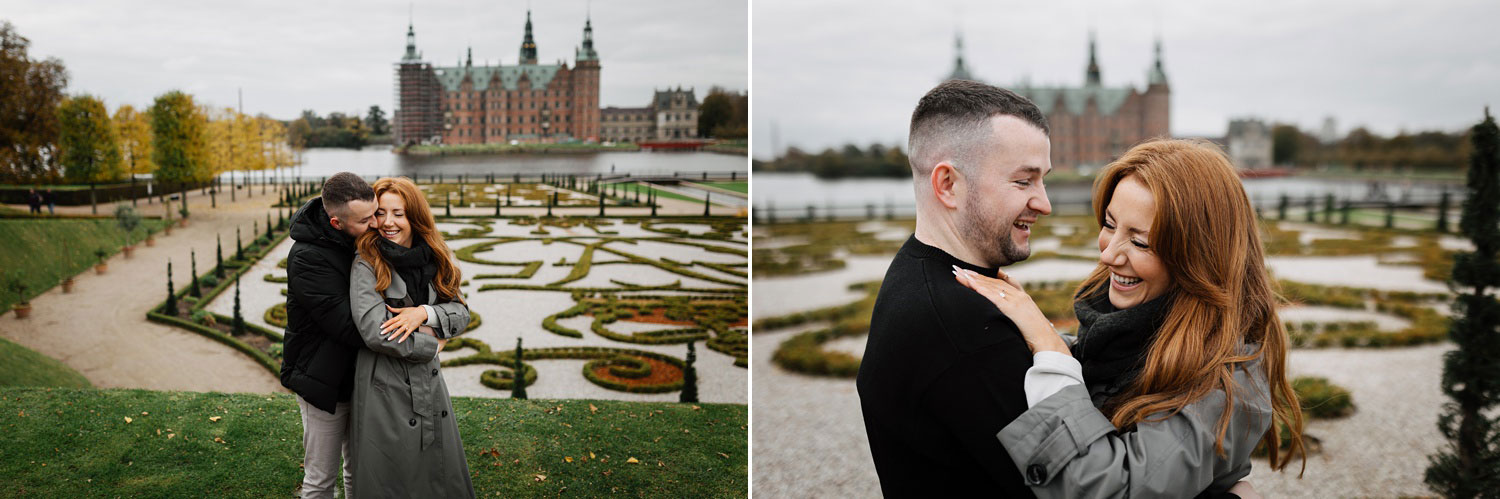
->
xmin=297 ymin=395 xmax=353 ymax=498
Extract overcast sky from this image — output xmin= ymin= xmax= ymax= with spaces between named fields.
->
xmin=7 ymin=0 xmax=746 ymax=119
xmin=752 ymin=0 xmax=1500 ymax=159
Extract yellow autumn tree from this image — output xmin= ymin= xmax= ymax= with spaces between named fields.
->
xmin=113 ymin=104 xmax=154 ymax=176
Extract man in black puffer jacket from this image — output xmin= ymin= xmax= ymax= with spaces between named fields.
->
xmin=280 ymin=172 xmax=378 ymax=498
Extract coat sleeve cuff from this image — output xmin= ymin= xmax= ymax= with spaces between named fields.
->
xmin=996 ymin=383 xmax=1116 ymax=486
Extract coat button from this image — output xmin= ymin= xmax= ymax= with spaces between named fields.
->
xmin=1026 ymin=464 xmax=1046 ymax=485
xmin=442 ymin=410 xmax=448 ymax=417
xmin=408 ymin=419 xmax=417 ymax=427
xmin=431 ymin=369 xmax=438 ymax=376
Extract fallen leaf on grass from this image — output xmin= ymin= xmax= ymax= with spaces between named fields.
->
xmin=533 ymin=474 xmax=547 ymax=482
xmin=123 ymin=417 xmax=133 ymax=424
xmin=718 ymin=452 xmax=730 ymax=459
xmin=17 ymin=410 xmax=23 ymax=417
xmin=564 ymin=456 xmax=573 ymax=463
xmin=209 ymin=416 xmax=221 ymax=423
xmin=589 ymin=452 xmax=596 ymax=459
xmin=602 ymin=470 xmax=613 ymax=476
xmin=692 ymin=405 xmax=701 ymax=411
xmin=589 ymin=404 xmax=598 ymax=414
xmin=626 ymin=457 xmax=639 ymax=464
xmin=213 ymin=437 xmax=225 ymax=444
xmin=561 ymin=423 xmax=572 ymax=428
xmin=141 ymin=412 xmax=149 ymax=416
xmin=167 ymin=434 xmax=175 ymax=439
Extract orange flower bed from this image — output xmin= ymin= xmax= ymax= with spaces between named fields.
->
xmin=590 ymin=357 xmax=684 ymax=386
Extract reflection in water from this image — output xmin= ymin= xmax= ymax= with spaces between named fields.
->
xmin=264 ymin=145 xmax=747 ymax=179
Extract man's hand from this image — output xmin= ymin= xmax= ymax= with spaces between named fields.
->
xmin=381 ymin=305 xmax=429 ymax=343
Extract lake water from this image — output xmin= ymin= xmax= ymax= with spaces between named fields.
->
xmin=251 ymin=146 xmax=748 ymax=181
xmin=752 ymin=172 xmax=1463 ymax=218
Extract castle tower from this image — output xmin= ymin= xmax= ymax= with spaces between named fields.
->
xmin=1143 ymin=37 xmax=1170 ymax=138
xmin=519 ymin=10 xmax=538 ymax=64
xmin=572 ymin=14 xmax=602 ymax=141
xmin=1085 ymin=31 xmax=1101 ymax=86
xmin=946 ymin=32 xmax=974 ymax=81
xmin=395 ymin=20 xmax=441 ymax=145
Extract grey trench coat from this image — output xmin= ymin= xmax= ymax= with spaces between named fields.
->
xmin=996 ymin=343 xmax=1274 ymax=498
xmin=347 ymin=255 xmax=475 ymax=498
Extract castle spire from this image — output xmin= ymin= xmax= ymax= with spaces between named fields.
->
xmin=946 ymin=31 xmax=973 ymax=82
xmin=1147 ymin=36 xmax=1168 ymax=86
xmin=402 ymin=19 xmax=420 ymax=61
xmin=466 ymin=45 xmax=472 ymax=67
xmin=1085 ymin=31 xmax=1101 ymax=86
xmin=577 ymin=11 xmax=599 ymax=61
xmin=519 ymin=10 xmax=538 ymax=64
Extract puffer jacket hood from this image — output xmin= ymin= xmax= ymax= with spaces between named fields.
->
xmin=290 ymin=197 xmax=355 ymax=252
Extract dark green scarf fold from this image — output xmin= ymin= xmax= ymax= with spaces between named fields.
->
xmin=1072 ymin=289 xmax=1175 ymax=403
xmin=376 ymin=236 xmax=437 ymax=306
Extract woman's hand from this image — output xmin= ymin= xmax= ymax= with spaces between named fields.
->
xmin=381 ymin=305 xmax=429 ymax=343
xmin=952 ymin=266 xmax=1070 ymax=355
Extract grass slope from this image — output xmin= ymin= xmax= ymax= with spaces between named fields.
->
xmin=0 ymin=387 xmax=746 ymax=497
xmin=0 ymin=338 xmax=89 ymax=389
xmin=1 ymin=218 xmax=166 ymax=312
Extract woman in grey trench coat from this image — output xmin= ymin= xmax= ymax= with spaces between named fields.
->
xmin=957 ymin=140 xmax=1305 ymax=498
xmin=347 ymin=176 xmax=475 ymax=498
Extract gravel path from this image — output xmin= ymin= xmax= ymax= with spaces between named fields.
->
xmin=1 ymin=188 xmax=286 ymax=394
xmin=1245 ymin=343 xmax=1450 ymax=497
xmin=752 ymin=324 xmax=880 ymax=498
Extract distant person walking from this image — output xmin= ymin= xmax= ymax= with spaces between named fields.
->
xmin=43 ymin=189 xmax=55 ymax=215
xmin=26 ymin=189 xmax=41 ymax=215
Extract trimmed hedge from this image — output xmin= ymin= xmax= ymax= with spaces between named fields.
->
xmin=1293 ymin=376 xmax=1355 ymax=419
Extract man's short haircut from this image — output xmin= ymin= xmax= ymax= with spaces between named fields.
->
xmin=907 ymin=80 xmax=1049 ymax=179
xmin=322 ymin=172 xmax=375 ymax=219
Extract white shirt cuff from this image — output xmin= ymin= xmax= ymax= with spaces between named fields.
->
xmin=1024 ymin=351 xmax=1084 ymax=408
xmin=421 ymin=304 xmax=438 ymax=327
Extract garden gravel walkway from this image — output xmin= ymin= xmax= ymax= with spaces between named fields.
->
xmin=2 ymin=188 xmax=286 ymax=393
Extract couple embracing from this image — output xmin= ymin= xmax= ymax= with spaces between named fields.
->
xmin=857 ymin=80 xmax=1306 ymax=497
xmin=280 ymin=173 xmax=475 ymax=498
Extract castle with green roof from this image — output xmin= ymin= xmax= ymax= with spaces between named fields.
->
xmin=394 ymin=10 xmax=601 ymax=146
xmin=948 ymin=32 xmax=1170 ymax=172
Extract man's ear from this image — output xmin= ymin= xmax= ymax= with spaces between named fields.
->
xmin=930 ymin=162 xmax=962 ymax=210
xmin=328 ymin=216 xmax=344 ymax=231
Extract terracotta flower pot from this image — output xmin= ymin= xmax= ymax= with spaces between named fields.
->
xmin=163 ymin=225 xmax=173 ymax=236
xmin=61 ymin=277 xmax=75 ymax=293
xmin=95 ymin=263 xmax=108 ymax=275
xmin=178 ymin=218 xmax=189 ymax=228
xmin=145 ymin=235 xmax=156 ymax=247
xmin=122 ymin=245 xmax=135 ymax=258
xmin=12 ymin=304 xmax=31 ymax=319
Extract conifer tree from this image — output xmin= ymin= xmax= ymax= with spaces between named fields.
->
xmin=1426 ymin=107 xmax=1500 ymax=496
xmin=215 ymin=234 xmax=225 ymax=278
xmin=189 ymin=250 xmax=201 ymax=298
xmin=236 ymin=227 xmax=244 ymax=260
xmin=512 ymin=337 xmax=528 ymax=399
xmin=164 ymin=260 xmax=176 ymax=315
xmin=680 ymin=341 xmax=699 ymax=403
xmin=232 ymin=275 xmax=244 ymax=334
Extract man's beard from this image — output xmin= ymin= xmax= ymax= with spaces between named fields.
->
xmin=958 ymin=197 xmax=1031 ymax=267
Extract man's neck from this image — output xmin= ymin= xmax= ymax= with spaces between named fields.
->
xmin=913 ymin=216 xmax=988 ymax=269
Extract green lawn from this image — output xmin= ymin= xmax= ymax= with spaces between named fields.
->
xmin=701 ymin=182 xmax=748 ymax=194
xmin=612 ymin=182 xmax=742 ymax=207
xmin=0 ymin=387 xmax=746 ymax=497
xmin=2 ymin=217 xmax=166 ymax=313
xmin=0 ymin=338 xmax=90 ymax=389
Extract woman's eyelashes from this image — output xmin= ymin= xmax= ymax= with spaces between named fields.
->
xmin=1103 ymin=219 xmax=1149 ymax=249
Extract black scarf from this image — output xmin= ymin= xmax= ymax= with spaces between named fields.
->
xmin=376 ymin=236 xmax=438 ymax=306
xmin=1071 ymin=289 xmax=1175 ymax=404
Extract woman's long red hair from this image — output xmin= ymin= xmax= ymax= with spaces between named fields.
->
xmin=356 ymin=177 xmax=463 ymax=303
xmin=1076 ymin=139 xmax=1305 ymax=473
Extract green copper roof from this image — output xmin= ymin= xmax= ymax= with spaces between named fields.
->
xmin=1015 ymin=86 xmax=1133 ymax=117
xmin=434 ymin=64 xmax=562 ymax=92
